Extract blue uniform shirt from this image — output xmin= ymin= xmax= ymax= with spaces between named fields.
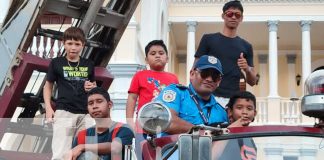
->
xmin=155 ymin=83 xmax=228 ymax=126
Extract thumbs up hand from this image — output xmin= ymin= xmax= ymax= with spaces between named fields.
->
xmin=237 ymin=52 xmax=249 ymax=72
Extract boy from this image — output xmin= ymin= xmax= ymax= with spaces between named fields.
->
xmin=212 ymin=91 xmax=257 ymax=160
xmin=43 ymin=27 xmax=97 ymax=159
xmin=227 ymin=91 xmax=257 ymax=127
xmin=67 ymin=87 xmax=134 ymax=160
xmin=126 ymin=40 xmax=179 ymax=159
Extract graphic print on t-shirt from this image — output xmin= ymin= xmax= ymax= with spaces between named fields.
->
xmin=147 ymin=77 xmax=167 ymax=97
xmin=240 ymin=144 xmax=257 ymax=160
xmin=63 ymin=66 xmax=89 ymax=95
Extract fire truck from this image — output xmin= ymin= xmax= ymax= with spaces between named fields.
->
xmin=137 ymin=70 xmax=324 ymax=160
xmin=1 ymin=0 xmax=324 ymax=160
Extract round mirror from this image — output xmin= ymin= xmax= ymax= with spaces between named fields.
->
xmin=138 ymin=102 xmax=171 ymax=134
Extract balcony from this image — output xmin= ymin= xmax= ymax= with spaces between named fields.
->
xmin=255 ymin=97 xmax=315 ymax=125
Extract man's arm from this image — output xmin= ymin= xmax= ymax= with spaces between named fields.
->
xmin=126 ymin=93 xmax=138 ymax=130
xmin=43 ymin=81 xmax=55 ymax=123
xmin=237 ymin=53 xmax=257 ymax=86
xmin=165 ymin=109 xmax=194 ymax=134
xmin=245 ymin=66 xmax=257 ymax=86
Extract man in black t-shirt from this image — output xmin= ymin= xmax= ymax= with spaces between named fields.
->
xmin=195 ymin=0 xmax=257 ymax=107
xmin=43 ymin=27 xmax=97 ymax=160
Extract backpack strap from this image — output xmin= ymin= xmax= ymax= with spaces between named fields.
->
xmin=112 ymin=122 xmax=123 ymax=140
xmin=111 ymin=122 xmax=124 ymax=160
xmin=77 ymin=129 xmax=87 ymax=145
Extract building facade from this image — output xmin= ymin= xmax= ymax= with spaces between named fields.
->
xmin=1 ymin=0 xmax=324 ymax=159
xmin=1 ymin=0 xmax=323 ymax=127
xmin=108 ymin=0 xmax=324 ymax=125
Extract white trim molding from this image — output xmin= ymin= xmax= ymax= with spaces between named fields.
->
xmin=169 ymin=0 xmax=324 ymax=4
xmin=169 ymin=15 xmax=324 ymax=23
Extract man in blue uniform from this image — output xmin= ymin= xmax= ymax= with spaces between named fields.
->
xmin=155 ymin=55 xmax=228 ymax=134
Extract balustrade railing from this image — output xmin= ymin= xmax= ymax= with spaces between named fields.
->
xmin=253 ymin=97 xmax=313 ymax=125
xmin=27 ymin=35 xmax=63 ymax=59
xmin=255 ymin=97 xmax=268 ymax=124
xmin=280 ymin=97 xmax=302 ymax=124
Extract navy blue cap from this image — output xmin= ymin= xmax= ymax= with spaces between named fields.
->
xmin=194 ymin=55 xmax=223 ymax=75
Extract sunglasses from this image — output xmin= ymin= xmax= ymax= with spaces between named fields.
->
xmin=224 ymin=11 xmax=242 ymax=19
xmin=195 ymin=69 xmax=222 ymax=82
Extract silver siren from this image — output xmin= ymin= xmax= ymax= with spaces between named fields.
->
xmin=137 ymin=102 xmax=172 ymax=134
xmin=301 ymin=69 xmax=324 ymax=119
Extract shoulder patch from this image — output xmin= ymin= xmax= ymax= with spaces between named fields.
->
xmin=175 ymin=84 xmax=188 ymax=90
xmin=162 ymin=90 xmax=176 ymax=102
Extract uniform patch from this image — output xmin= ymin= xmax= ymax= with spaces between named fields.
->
xmin=162 ymin=90 xmax=176 ymax=102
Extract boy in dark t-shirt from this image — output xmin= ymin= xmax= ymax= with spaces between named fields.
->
xmin=212 ymin=91 xmax=257 ymax=160
xmin=67 ymin=87 xmax=134 ymax=160
xmin=43 ymin=27 xmax=97 ymax=159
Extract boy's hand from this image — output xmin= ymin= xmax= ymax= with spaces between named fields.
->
xmin=65 ymin=144 xmax=84 ymax=160
xmin=84 ymin=80 xmax=97 ymax=92
xmin=237 ymin=52 xmax=249 ymax=72
xmin=228 ymin=117 xmax=251 ymax=128
xmin=45 ymin=105 xmax=55 ymax=123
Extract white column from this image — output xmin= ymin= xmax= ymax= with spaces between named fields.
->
xmin=286 ymin=54 xmax=297 ymax=97
xmin=300 ymin=21 xmax=312 ymax=86
xmin=140 ymin=0 xmax=160 ymax=44
xmin=166 ymin=22 xmax=172 ymax=50
xmin=258 ymin=54 xmax=268 ymax=97
xmin=165 ymin=22 xmax=172 ymax=72
xmin=0 ymin=1 xmax=10 ymax=24
xmin=186 ymin=21 xmax=197 ymax=84
xmin=177 ymin=54 xmax=187 ymax=85
xmin=267 ymin=21 xmax=279 ymax=97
